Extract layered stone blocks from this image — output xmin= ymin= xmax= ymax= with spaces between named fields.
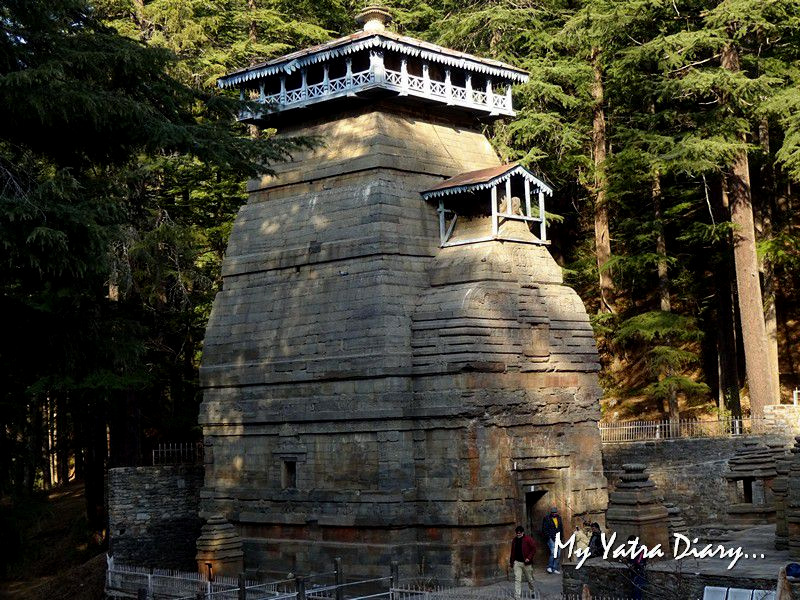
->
xmin=199 ymin=106 xmax=608 ymax=583
xmin=108 ymin=465 xmax=203 ymax=570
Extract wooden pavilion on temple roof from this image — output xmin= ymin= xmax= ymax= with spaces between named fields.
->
xmin=217 ymin=6 xmax=528 ymax=122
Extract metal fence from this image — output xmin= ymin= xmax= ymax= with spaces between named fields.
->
xmin=393 ymin=583 xmax=538 ymax=600
xmin=152 ymin=441 xmax=204 ymax=465
xmin=106 ymin=556 xmax=394 ymax=600
xmin=107 ymin=557 xmax=644 ymax=600
xmin=598 ymin=417 xmax=756 ymax=443
xmin=393 ymin=584 xmax=641 ymax=600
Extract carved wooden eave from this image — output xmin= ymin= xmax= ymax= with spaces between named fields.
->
xmin=218 ymin=24 xmax=529 ymax=119
xmin=420 ymin=163 xmax=553 ymax=200
xmin=420 ymin=163 xmax=553 ymax=247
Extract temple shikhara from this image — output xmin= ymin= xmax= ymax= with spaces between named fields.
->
xmin=198 ymin=6 xmax=608 ymax=582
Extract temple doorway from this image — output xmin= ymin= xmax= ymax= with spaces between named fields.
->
xmin=524 ymin=489 xmax=549 ymax=565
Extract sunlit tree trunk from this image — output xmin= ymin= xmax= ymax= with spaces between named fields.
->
xmin=718 ymin=178 xmax=742 ymax=418
xmin=756 ymin=119 xmax=781 ymax=402
xmin=591 ymin=47 xmax=615 ymax=313
xmin=721 ymin=42 xmax=777 ymax=419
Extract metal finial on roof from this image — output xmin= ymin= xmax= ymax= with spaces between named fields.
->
xmin=355 ymin=5 xmax=392 ymax=33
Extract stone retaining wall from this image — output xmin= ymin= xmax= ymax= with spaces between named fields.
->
xmin=562 ymin=560 xmax=776 ymax=599
xmin=763 ymin=405 xmax=800 ymax=437
xmin=602 ymin=435 xmax=791 ymax=527
xmin=108 ymin=465 xmax=203 ymax=570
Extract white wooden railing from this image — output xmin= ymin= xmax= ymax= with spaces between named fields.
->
xmin=599 ymin=417 xmax=757 ymax=444
xmin=257 ymin=69 xmax=512 ymax=114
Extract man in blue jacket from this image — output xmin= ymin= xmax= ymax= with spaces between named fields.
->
xmin=541 ymin=506 xmax=564 ymax=574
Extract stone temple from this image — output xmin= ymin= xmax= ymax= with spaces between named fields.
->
xmin=200 ymin=7 xmax=608 ymax=583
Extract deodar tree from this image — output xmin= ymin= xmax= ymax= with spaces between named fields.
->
xmin=0 ymin=0 xmax=298 ymax=528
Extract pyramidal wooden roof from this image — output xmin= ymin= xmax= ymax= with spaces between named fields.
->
xmin=218 ymin=29 xmax=528 ymax=89
xmin=218 ymin=8 xmax=529 ymax=119
xmin=421 ymin=164 xmax=553 ymax=200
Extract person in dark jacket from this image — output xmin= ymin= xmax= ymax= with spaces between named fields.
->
xmin=626 ymin=535 xmax=647 ymax=599
xmin=541 ymin=506 xmax=564 ymax=574
xmin=588 ymin=522 xmax=603 ymax=559
xmin=509 ymin=525 xmax=536 ymax=598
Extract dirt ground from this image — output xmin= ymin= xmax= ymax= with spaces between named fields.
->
xmin=0 ymin=482 xmax=106 ymax=600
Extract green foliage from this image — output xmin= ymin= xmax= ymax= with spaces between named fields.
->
xmin=615 ymin=311 xmax=703 ymax=346
xmin=2 ymin=0 xmax=800 ymax=504
xmin=0 ymin=0 xmax=313 ymax=501
xmin=644 ymin=376 xmax=710 ymax=403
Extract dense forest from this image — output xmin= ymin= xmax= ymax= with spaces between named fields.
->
xmin=1 ymin=0 xmax=800 ymax=536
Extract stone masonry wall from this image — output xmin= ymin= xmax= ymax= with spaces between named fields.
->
xmin=108 ymin=465 xmax=203 ymax=570
xmin=562 ymin=560 xmax=776 ymax=599
xmin=763 ymin=404 xmax=800 ymax=437
xmin=602 ymin=435 xmax=791 ymax=527
xmin=199 ymin=105 xmax=608 ymax=584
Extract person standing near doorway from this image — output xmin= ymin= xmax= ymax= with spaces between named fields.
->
xmin=588 ymin=522 xmax=603 ymax=558
xmin=509 ymin=525 xmax=536 ymax=599
xmin=542 ymin=506 xmax=564 ymax=574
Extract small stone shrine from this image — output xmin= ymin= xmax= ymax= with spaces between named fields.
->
xmin=723 ymin=440 xmax=777 ymax=525
xmin=664 ymin=502 xmax=688 ymax=538
xmin=785 ymin=437 xmax=800 ymax=560
xmin=199 ymin=5 xmax=608 ymax=583
xmin=774 ymin=449 xmax=791 ymax=550
xmin=605 ymin=464 xmax=670 ymax=553
xmin=195 ymin=515 xmax=244 ymax=578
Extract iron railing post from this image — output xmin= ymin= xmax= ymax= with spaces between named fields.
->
xmin=335 ymin=557 xmax=344 ymax=600
xmin=238 ymin=573 xmax=247 ymax=600
xmin=391 ymin=561 xmax=399 ymax=599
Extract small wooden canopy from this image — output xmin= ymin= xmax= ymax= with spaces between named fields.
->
xmin=420 ymin=163 xmax=553 ymax=200
xmin=421 ymin=164 xmax=553 ymax=247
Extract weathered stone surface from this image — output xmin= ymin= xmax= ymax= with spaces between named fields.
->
xmin=196 ymin=514 xmax=244 ymax=577
xmin=785 ymin=437 xmax=800 ymax=560
xmin=602 ymin=435 xmax=792 ymax=527
xmin=199 ymin=104 xmax=608 ymax=583
xmin=563 ymin=555 xmax=776 ymax=599
xmin=605 ymin=464 xmax=670 ymax=553
xmin=664 ymin=503 xmax=688 ymax=538
xmin=724 ymin=440 xmax=778 ymax=525
xmin=108 ymin=466 xmax=203 ymax=570
xmin=763 ymin=405 xmax=800 ymax=437
xmin=773 ymin=447 xmax=791 ymax=550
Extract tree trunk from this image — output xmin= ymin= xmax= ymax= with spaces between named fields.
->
xmin=248 ymin=0 xmax=258 ymax=46
xmin=721 ymin=42 xmax=777 ymax=419
xmin=56 ymin=394 xmax=70 ymax=484
xmin=247 ymin=0 xmax=260 ymax=139
xmin=132 ymin=0 xmax=148 ymax=40
xmin=755 ymin=119 xmax=781 ymax=402
xmin=43 ymin=396 xmax=53 ymax=490
xmin=83 ymin=399 xmax=108 ymax=532
xmin=717 ymin=177 xmax=742 ymax=418
xmin=591 ymin=47 xmax=614 ymax=313
xmin=653 ymin=172 xmax=678 ymax=419
xmin=653 ymin=172 xmax=671 ymax=312
xmin=109 ymin=390 xmax=141 ymax=468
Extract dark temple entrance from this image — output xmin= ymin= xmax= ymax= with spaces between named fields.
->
xmin=524 ymin=488 xmax=550 ymax=564
xmin=525 ymin=490 xmax=548 ymax=533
